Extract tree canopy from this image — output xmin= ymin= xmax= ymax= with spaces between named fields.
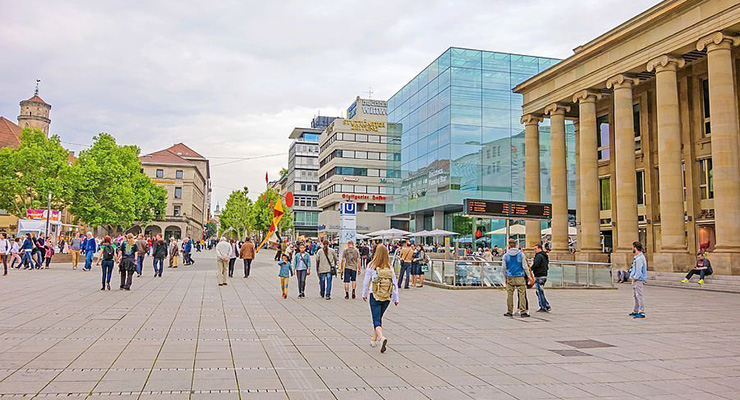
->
xmin=219 ymin=187 xmax=293 ymax=240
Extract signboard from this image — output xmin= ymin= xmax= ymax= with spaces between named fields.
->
xmin=339 ymin=202 xmax=357 ymax=259
xmin=463 ymin=199 xmax=552 ymax=220
xmin=26 ymin=209 xmax=61 ymax=222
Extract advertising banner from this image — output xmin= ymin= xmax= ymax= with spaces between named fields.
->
xmin=26 ymin=209 xmax=61 ymax=222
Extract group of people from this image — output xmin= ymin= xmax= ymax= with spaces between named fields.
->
xmin=213 ymin=237 xmax=256 ymax=285
xmin=0 ymin=232 xmax=58 ymax=274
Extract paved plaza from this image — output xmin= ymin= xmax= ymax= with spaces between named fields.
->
xmin=1 ymin=250 xmax=740 ymax=400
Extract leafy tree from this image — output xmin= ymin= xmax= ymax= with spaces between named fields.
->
xmin=219 ymin=187 xmax=254 ymax=240
xmin=0 ymin=128 xmax=73 ymax=217
xmin=252 ymin=187 xmax=293 ymax=236
xmin=68 ymin=133 xmax=165 ymax=233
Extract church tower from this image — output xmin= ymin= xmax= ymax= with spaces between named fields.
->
xmin=17 ymin=81 xmax=51 ymax=136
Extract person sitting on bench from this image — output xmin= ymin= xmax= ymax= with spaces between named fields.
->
xmin=682 ymin=252 xmax=713 ymax=285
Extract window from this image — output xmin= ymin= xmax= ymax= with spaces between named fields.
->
xmin=599 ymin=177 xmax=611 ymax=211
xmin=699 ymin=158 xmax=713 ymax=199
xmin=701 ymin=78 xmax=711 ymax=137
xmin=597 ymin=115 xmax=610 ymax=161
xmin=174 ymin=187 xmax=182 ymax=199
xmin=156 ymin=169 xmax=164 ymax=178
xmin=173 ymin=205 xmax=181 ymax=217
xmin=633 ymin=104 xmax=642 ymax=152
xmin=367 ymin=204 xmax=386 ymax=213
xmin=636 ymin=170 xmax=645 ymax=205
xmin=176 ymin=170 xmax=183 ymax=179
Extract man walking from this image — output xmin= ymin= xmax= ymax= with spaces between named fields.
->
xmin=503 ymin=240 xmax=530 ymax=318
xmin=152 ymin=234 xmax=167 ymax=277
xmin=82 ymin=232 xmax=97 ymax=271
xmin=398 ymin=241 xmax=414 ymax=289
xmin=630 ymin=241 xmax=647 ymax=319
xmin=531 ymin=244 xmax=550 ymax=312
xmin=341 ymin=241 xmax=361 ymax=299
xmin=239 ymin=237 xmax=255 ymax=278
xmin=215 ymin=237 xmax=231 ymax=286
xmin=135 ymin=234 xmax=148 ymax=277
xmin=70 ymin=233 xmax=82 ymax=270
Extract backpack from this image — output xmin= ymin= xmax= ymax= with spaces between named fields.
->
xmin=372 ymin=268 xmax=394 ymax=301
xmin=102 ymin=244 xmax=115 ymax=261
xmin=421 ymin=250 xmax=430 ymax=266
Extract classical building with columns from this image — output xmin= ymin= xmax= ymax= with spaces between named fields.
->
xmin=514 ymin=0 xmax=740 ymax=274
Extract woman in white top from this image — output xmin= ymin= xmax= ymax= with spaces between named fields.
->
xmin=8 ymin=238 xmax=21 ymax=271
xmin=361 ymin=244 xmax=399 ymax=353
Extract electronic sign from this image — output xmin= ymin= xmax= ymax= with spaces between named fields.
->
xmin=463 ymin=199 xmax=552 ymax=220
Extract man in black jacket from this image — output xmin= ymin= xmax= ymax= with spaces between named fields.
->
xmin=531 ymin=244 xmax=551 ymax=312
xmin=152 ymin=234 xmax=168 ymax=278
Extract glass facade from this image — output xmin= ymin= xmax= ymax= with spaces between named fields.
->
xmin=387 ymin=47 xmax=576 ymax=226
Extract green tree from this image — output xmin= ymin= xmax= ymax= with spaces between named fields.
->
xmin=68 ymin=133 xmax=166 ymax=233
xmin=252 ymin=187 xmax=293 ymax=236
xmin=204 ymin=220 xmax=218 ymax=238
xmin=219 ymin=187 xmax=254 ymax=240
xmin=0 ymin=128 xmax=73 ymax=217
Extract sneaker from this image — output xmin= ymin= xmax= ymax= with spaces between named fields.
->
xmin=521 ymin=313 xmax=530 ymax=318
xmin=282 ymin=293 xmax=287 ymax=299
xmin=698 ymin=279 xmax=704 ymax=285
xmin=345 ymin=293 xmax=349 ymax=299
xmin=380 ymin=338 xmax=388 ymax=353
xmin=370 ymin=339 xmax=376 ymax=348
xmin=681 ymin=278 xmax=689 ymax=283
xmin=536 ymin=308 xmax=548 ymax=313
xmin=352 ymin=291 xmax=356 ymax=299
xmin=633 ymin=313 xmax=646 ymax=319
xmin=325 ymin=296 xmax=331 ymax=300
xmin=629 ymin=312 xmax=639 ymax=316
xmin=503 ymin=312 xmax=513 ymax=317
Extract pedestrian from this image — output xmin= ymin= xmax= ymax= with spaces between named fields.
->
xmin=0 ymin=233 xmax=10 ymax=276
xmin=183 ymin=237 xmax=195 ymax=265
xmin=277 ymin=253 xmax=293 ymax=298
xmin=682 ymin=252 xmax=713 ymax=285
xmin=82 ymin=232 xmax=96 ymax=271
xmin=240 ymin=237 xmax=255 ymax=278
xmin=169 ymin=237 xmax=179 ymax=268
xmin=361 ymin=244 xmax=399 ymax=354
xmin=100 ymin=235 xmax=116 ymax=291
xmin=117 ymin=234 xmax=138 ymax=290
xmin=503 ymin=239 xmax=530 ymax=318
xmin=629 ymin=241 xmax=647 ymax=319
xmin=70 ymin=233 xmax=82 ymax=269
xmin=152 ymin=234 xmax=167 ymax=277
xmin=135 ymin=234 xmax=148 ymax=277
xmin=20 ymin=233 xmax=34 ymax=269
xmin=293 ymin=243 xmax=311 ymax=298
xmin=341 ymin=241 xmax=361 ymax=299
xmin=397 ymin=241 xmax=413 ymax=289
xmin=316 ymin=239 xmax=338 ymax=300
xmin=531 ymin=244 xmax=551 ymax=312
xmin=413 ymin=244 xmax=427 ymax=288
xmin=215 ymin=237 xmax=231 ymax=286
xmin=44 ymin=242 xmax=54 ymax=268
xmin=8 ymin=238 xmax=21 ymax=271
xmin=228 ymin=239 xmax=238 ymax=278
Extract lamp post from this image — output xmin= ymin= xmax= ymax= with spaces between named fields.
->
xmin=45 ymin=192 xmax=52 ymax=238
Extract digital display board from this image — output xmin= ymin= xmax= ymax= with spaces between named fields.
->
xmin=463 ymin=199 xmax=552 ymax=220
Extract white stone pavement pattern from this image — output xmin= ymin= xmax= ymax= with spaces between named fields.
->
xmin=1 ymin=250 xmax=740 ymax=400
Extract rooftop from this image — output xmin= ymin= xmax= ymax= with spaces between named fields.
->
xmin=0 ymin=116 xmax=22 ymax=149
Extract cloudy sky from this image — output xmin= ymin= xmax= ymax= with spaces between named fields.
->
xmin=1 ymin=0 xmax=660 ymax=207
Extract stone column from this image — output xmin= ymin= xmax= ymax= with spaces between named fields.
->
xmin=606 ymin=74 xmax=639 ymax=265
xmin=573 ymin=120 xmax=581 ymax=251
xmin=522 ymin=114 xmax=542 ymax=249
xmin=647 ymin=55 xmax=690 ymax=270
xmin=433 ymin=209 xmax=444 ymax=230
xmin=544 ymin=103 xmax=570 ymax=253
xmin=573 ymin=91 xmax=603 ymax=254
xmin=697 ymin=33 xmax=740 ymax=270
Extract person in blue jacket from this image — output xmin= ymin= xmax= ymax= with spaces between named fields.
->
xmin=20 ymin=233 xmax=34 ymax=269
xmin=82 ymin=232 xmax=97 ymax=271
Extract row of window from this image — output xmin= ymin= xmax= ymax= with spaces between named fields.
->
xmin=294 ymin=169 xmax=318 ymax=180
xmin=297 ymin=183 xmax=318 ymax=192
xmin=294 ymin=156 xmax=317 ymax=167
xmin=319 ymin=149 xmax=401 ymax=167
xmin=294 ymin=211 xmax=319 ymax=226
xmin=319 ymin=132 xmax=399 ymax=152
xmin=294 ymin=196 xmax=318 ymax=208
xmin=292 ymin=143 xmax=318 ymax=154
xmin=319 ymin=184 xmax=392 ymax=198
xmin=320 ymin=167 xmax=402 ymax=181
xmin=155 ymin=169 xmax=184 ymax=179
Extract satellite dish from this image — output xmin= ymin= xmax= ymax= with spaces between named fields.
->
xmin=285 ymin=192 xmax=294 ymax=208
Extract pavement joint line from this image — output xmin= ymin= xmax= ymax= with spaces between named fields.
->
xmin=215 ymin=272 xmax=242 ymax=400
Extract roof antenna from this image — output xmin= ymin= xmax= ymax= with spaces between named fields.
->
xmin=366 ymin=87 xmax=373 ymax=99
xmin=34 ymin=79 xmax=41 ymax=96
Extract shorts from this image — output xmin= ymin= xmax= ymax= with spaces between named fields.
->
xmin=343 ymin=269 xmax=357 ymax=283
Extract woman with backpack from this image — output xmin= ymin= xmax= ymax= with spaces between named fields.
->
xmin=117 ymin=234 xmax=138 ymax=290
xmin=361 ymin=244 xmax=399 ymax=353
xmin=316 ymin=239 xmax=338 ymax=300
xmin=100 ymin=236 xmax=116 ymax=291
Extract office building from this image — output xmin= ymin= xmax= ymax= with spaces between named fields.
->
xmin=286 ymin=125 xmax=326 ymax=238
xmin=318 ymin=97 xmax=407 ymax=236
xmin=513 ymin=0 xmax=740 ymax=273
xmin=387 ymin=47 xmax=569 ymax=246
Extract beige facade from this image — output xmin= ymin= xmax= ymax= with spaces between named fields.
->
xmin=138 ymin=144 xmax=210 ymax=240
xmin=514 ymin=0 xmax=740 ymax=274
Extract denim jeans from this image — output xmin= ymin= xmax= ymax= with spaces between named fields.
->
xmin=369 ymin=294 xmax=390 ymax=328
xmin=398 ymin=262 xmax=412 ymax=288
xmin=153 ymin=257 xmax=164 ymax=277
xmin=296 ymin=269 xmax=307 ymax=295
xmin=21 ymin=251 xmax=33 ymax=268
xmin=534 ymin=277 xmax=550 ymax=310
xmin=319 ymin=272 xmax=333 ymax=298
xmin=136 ymin=255 xmax=145 ymax=275
xmin=84 ymin=251 xmax=94 ymax=270
xmin=101 ymin=260 xmax=114 ymax=287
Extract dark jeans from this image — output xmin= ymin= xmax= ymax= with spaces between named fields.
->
xmin=1 ymin=254 xmax=7 ymax=275
xmin=274 ymin=250 xmax=282 ymax=261
xmin=120 ymin=269 xmax=134 ymax=289
xmin=136 ymin=255 xmax=145 ymax=275
xmin=243 ymin=258 xmax=252 ymax=277
xmin=153 ymin=257 xmax=165 ymax=277
xmin=686 ymin=268 xmax=709 ymax=280
xmin=45 ymin=256 xmax=52 ymax=267
xmin=398 ymin=262 xmax=412 ymax=288
xmin=101 ymin=260 xmax=114 ymax=287
xmin=534 ymin=277 xmax=550 ymax=310
xmin=369 ymin=294 xmax=390 ymax=328
xmin=296 ymin=269 xmax=307 ymax=295
xmin=228 ymin=258 xmax=236 ymax=277
xmin=33 ymin=249 xmax=43 ymax=268
xmin=319 ymin=272 xmax=333 ymax=298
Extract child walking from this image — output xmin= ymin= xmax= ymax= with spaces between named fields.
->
xmin=278 ymin=254 xmax=293 ymax=299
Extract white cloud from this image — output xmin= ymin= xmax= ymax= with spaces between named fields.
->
xmin=0 ymin=0 xmax=660 ymax=206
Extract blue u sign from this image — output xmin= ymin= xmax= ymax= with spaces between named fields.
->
xmin=341 ymin=202 xmax=356 ymax=215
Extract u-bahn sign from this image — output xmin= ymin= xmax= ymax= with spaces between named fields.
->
xmin=463 ymin=199 xmax=552 ymax=220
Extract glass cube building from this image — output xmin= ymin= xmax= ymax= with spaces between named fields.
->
xmin=387 ymin=47 xmax=576 ymax=241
